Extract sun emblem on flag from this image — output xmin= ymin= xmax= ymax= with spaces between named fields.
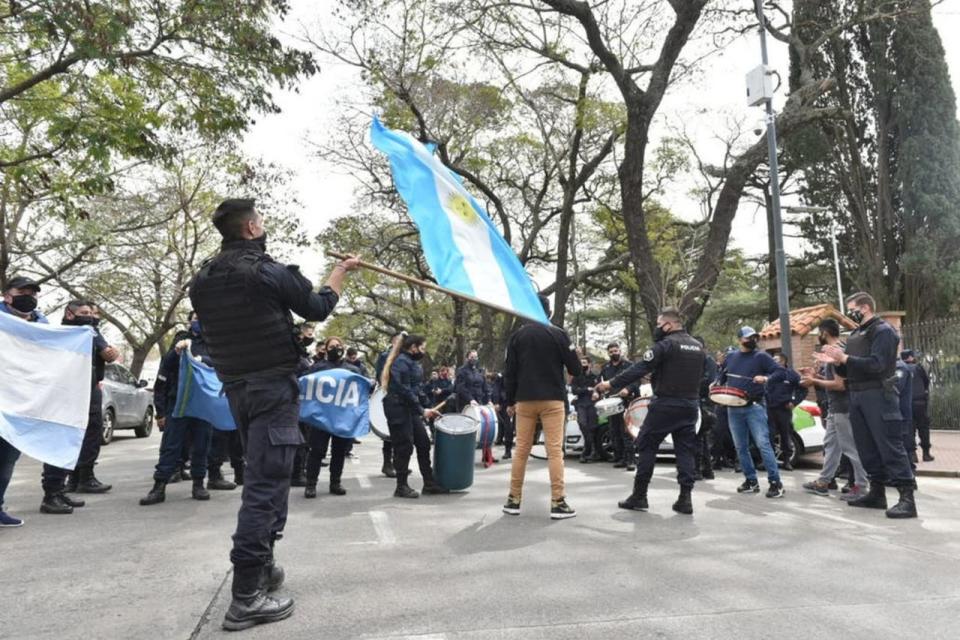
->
xmin=448 ymin=193 xmax=479 ymax=224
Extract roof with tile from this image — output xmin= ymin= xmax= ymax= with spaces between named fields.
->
xmin=759 ymin=304 xmax=859 ymax=339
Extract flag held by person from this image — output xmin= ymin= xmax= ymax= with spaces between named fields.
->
xmin=369 ymin=117 xmax=548 ymax=324
xmin=0 ymin=312 xmax=92 ymax=469
xmin=299 ymin=369 xmax=371 ymax=439
xmin=173 ymin=353 xmax=237 ymax=431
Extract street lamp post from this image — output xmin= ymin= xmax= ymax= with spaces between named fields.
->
xmin=750 ymin=0 xmax=792 ymax=362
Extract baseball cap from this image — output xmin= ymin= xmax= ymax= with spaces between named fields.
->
xmin=5 ymin=275 xmax=41 ymax=292
xmin=737 ymin=326 xmax=758 ymax=339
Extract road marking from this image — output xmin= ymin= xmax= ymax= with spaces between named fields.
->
xmin=357 ymin=474 xmax=372 ymax=489
xmin=368 ymin=510 xmax=397 ymax=545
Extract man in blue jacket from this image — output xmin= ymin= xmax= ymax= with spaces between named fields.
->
xmin=765 ymin=353 xmax=807 ymax=471
xmin=718 ymin=327 xmax=784 ymax=498
xmin=139 ymin=311 xmax=215 ymax=506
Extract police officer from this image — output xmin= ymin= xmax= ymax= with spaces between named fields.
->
xmin=596 ymin=308 xmax=705 ymax=515
xmin=901 ymin=350 xmax=933 ymax=462
xmin=381 ymin=334 xmax=446 ymax=498
xmin=140 ymin=311 xmax=216 ymax=505
xmin=816 ymin=291 xmax=917 ymax=518
xmin=189 ymin=198 xmax=359 ymax=630
xmin=374 ymin=340 xmax=399 ymax=478
xmin=570 ymin=356 xmax=600 ymax=463
xmin=303 ymin=336 xmax=364 ymax=498
xmin=63 ymin=300 xmax=118 ymax=495
xmin=455 ymin=350 xmax=488 ymax=410
xmin=764 ymin=353 xmax=807 ymax=471
xmin=600 ymin=342 xmax=634 ymax=469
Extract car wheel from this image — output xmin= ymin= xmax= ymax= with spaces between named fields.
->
xmin=135 ymin=406 xmax=154 ymax=438
xmin=102 ymin=408 xmax=115 ymax=445
xmin=599 ymin=425 xmax=614 ymax=457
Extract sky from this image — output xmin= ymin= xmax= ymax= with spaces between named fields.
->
xmin=242 ymin=1 xmax=960 ymax=283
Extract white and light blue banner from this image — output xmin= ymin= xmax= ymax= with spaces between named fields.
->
xmin=173 ymin=354 xmax=236 ymax=431
xmin=0 ymin=312 xmax=93 ymax=469
xmin=299 ymin=369 xmax=371 ymax=439
xmin=370 ymin=117 xmax=548 ymax=323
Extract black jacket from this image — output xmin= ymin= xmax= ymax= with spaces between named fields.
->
xmin=455 ymin=362 xmax=488 ymax=408
xmin=154 ymin=333 xmax=211 ymax=419
xmin=571 ymin=370 xmax=599 ymax=406
xmin=386 ymin=352 xmax=427 ymax=410
xmin=503 ymin=321 xmax=581 ymax=405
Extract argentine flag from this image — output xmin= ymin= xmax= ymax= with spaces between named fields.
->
xmin=0 ymin=312 xmax=93 ymax=469
xmin=370 ymin=117 xmax=548 ymax=323
xmin=173 ymin=353 xmax=236 ymax=430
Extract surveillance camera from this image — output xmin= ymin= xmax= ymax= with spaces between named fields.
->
xmin=753 ymin=127 xmax=763 ymax=136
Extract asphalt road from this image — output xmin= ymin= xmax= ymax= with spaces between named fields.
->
xmin=3 ymin=430 xmax=960 ymax=640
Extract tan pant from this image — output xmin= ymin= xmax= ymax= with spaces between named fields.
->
xmin=509 ymin=400 xmax=566 ymax=501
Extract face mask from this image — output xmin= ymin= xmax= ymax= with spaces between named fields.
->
xmin=10 ymin=294 xmax=37 ymax=313
xmin=653 ymin=325 xmax=668 ymax=342
xmin=846 ymin=308 xmax=864 ymax=324
xmin=327 ymin=347 xmax=344 ymax=361
xmin=65 ymin=315 xmax=99 ymax=327
xmin=410 ymin=351 xmax=425 ymax=361
xmin=610 ymin=353 xmax=621 ymax=362
xmin=742 ymin=338 xmax=758 ymax=350
xmin=190 ymin=320 xmax=202 ymax=335
xmin=468 ymin=358 xmax=477 ymax=366
xmin=301 ymin=336 xmax=315 ymax=348
xmin=253 ymin=231 xmax=268 ymax=252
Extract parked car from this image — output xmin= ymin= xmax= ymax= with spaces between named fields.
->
xmin=101 ymin=363 xmax=154 ymax=444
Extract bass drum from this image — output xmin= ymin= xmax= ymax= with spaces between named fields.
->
xmin=369 ymin=388 xmax=391 ymax=441
xmin=463 ymin=404 xmax=498 ymax=449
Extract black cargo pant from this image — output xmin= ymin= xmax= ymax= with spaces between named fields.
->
xmin=848 ymin=388 xmax=914 ymax=488
xmin=75 ymin=387 xmax=104 ymax=474
xmin=498 ymin=408 xmax=515 ymax=455
xmin=575 ymin=403 xmax=598 ymax=459
xmin=209 ymin=429 xmax=244 ymax=480
xmin=634 ymin=401 xmax=699 ymax=489
xmin=383 ymin=398 xmax=434 ymax=486
xmin=224 ymin=374 xmax=303 ymax=592
xmin=912 ymin=400 xmax=931 ymax=452
xmin=305 ymin=428 xmax=351 ymax=486
xmin=697 ymin=404 xmax=716 ymax=473
xmin=609 ymin=412 xmax=627 ymax=462
xmin=766 ymin=405 xmax=795 ymax=461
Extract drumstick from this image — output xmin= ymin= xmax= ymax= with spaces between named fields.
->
xmin=430 ymin=396 xmax=451 ymax=412
xmin=724 ymin=373 xmax=754 ymax=380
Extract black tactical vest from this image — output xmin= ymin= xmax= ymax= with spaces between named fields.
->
xmin=652 ymin=331 xmax=706 ymax=399
xmin=189 ymin=243 xmax=299 ymax=379
xmin=844 ymin=317 xmax=896 ymax=387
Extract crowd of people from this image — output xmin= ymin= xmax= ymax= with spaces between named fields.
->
xmin=0 ymin=197 xmax=941 ymax=632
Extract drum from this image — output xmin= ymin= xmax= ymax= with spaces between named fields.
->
xmin=624 ymin=397 xmax=651 ymax=440
xmin=434 ymin=414 xmax=479 ymax=491
xmin=595 ymin=397 xmax=625 ymax=419
xmin=463 ymin=404 xmax=498 ymax=449
xmin=709 ymin=386 xmax=749 ymax=407
xmin=369 ymin=388 xmax=390 ymax=441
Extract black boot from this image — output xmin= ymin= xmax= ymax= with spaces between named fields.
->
xmin=59 ymin=492 xmax=86 ymax=508
xmin=40 ymin=493 xmax=73 ymax=514
xmin=223 ymin=567 xmax=294 ymax=632
xmin=76 ymin=466 xmax=112 ymax=494
xmin=208 ymin=469 xmax=237 ymax=491
xmin=422 ymin=479 xmax=449 ymax=495
xmin=618 ymin=477 xmax=648 ymax=511
xmin=167 ymin=467 xmax=182 ymax=484
xmin=139 ymin=480 xmax=166 ymax=506
xmin=65 ymin=472 xmax=79 ymax=493
xmin=192 ymin=478 xmax=210 ymax=501
xmin=304 ymin=483 xmax=317 ymax=499
xmin=329 ymin=482 xmax=346 ymax=496
xmin=672 ymin=486 xmax=693 ymax=515
xmin=381 ymin=451 xmax=397 ymax=478
xmin=394 ymin=475 xmax=419 ymax=499
xmin=922 ymin=449 xmax=935 ymax=462
xmin=263 ymin=560 xmax=285 ymax=592
xmin=503 ymin=447 xmax=512 ymax=460
xmin=886 ymin=486 xmax=918 ymax=519
xmin=848 ymin=482 xmax=887 ymax=509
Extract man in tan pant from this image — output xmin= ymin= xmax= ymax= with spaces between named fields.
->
xmin=501 ymin=295 xmax=581 ymax=519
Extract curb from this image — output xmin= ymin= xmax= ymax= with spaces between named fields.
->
xmin=917 ymin=469 xmax=960 ymax=478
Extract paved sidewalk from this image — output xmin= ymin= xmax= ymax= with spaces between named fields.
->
xmin=916 ymin=430 xmax=960 ymax=477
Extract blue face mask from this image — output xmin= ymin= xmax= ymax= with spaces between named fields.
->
xmin=190 ymin=320 xmax=202 ymax=335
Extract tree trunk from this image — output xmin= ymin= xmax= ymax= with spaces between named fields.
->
xmin=453 ymin=298 xmax=466 ymax=365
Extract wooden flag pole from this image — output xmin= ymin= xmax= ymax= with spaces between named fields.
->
xmin=326 ymin=251 xmax=537 ymax=322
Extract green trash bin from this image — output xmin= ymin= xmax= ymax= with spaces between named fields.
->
xmin=433 ymin=414 xmax=478 ymax=491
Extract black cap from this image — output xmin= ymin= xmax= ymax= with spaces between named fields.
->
xmin=5 ymin=275 xmax=41 ymax=292
xmin=901 ymin=349 xmax=914 ymax=360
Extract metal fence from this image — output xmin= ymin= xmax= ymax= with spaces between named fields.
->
xmin=902 ymin=317 xmax=960 ymax=430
